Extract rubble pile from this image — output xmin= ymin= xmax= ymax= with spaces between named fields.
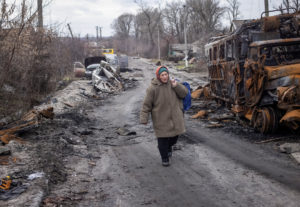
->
xmin=92 ymin=60 xmax=123 ymax=93
xmin=0 ymin=107 xmax=54 ymax=146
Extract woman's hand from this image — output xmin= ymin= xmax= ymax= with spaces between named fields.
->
xmin=171 ymin=77 xmax=177 ymax=87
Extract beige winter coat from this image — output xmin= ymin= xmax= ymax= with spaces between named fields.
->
xmin=140 ymin=78 xmax=188 ymax=138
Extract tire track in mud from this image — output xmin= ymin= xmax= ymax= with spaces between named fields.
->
xmin=184 ymin=124 xmax=300 ymax=192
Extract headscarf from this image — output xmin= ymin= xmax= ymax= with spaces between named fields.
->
xmin=155 ymin=66 xmax=169 ymax=82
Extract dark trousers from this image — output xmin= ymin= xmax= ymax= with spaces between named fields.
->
xmin=157 ymin=136 xmax=178 ymax=161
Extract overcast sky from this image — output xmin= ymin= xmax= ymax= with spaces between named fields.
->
xmin=41 ymin=0 xmax=282 ymax=37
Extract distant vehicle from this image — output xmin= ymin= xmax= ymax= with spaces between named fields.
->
xmin=104 ymin=54 xmax=119 ymax=66
xmin=204 ymin=11 xmax=300 ymax=133
xmin=73 ymin=62 xmax=85 ymax=78
xmin=101 ymin=48 xmax=114 ymax=55
xmin=85 ymin=64 xmax=100 ymax=79
xmin=84 ymin=56 xmax=106 ymax=68
xmin=118 ymin=55 xmax=129 ymax=71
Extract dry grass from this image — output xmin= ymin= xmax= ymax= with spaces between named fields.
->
xmin=0 ymin=1 xmax=85 ymax=122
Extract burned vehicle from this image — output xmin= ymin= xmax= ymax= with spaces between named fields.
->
xmin=84 ymin=56 xmax=106 ymax=79
xmin=205 ymin=12 xmax=300 ymax=133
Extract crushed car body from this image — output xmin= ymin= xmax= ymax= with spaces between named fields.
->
xmin=204 ymin=11 xmax=300 ymax=133
xmin=92 ymin=60 xmax=122 ymax=93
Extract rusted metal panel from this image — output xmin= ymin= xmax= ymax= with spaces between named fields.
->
xmin=204 ymin=11 xmax=300 ymax=133
xmin=265 ymin=64 xmax=300 ymax=80
xmin=280 ymin=109 xmax=300 ymax=130
xmin=249 ymin=37 xmax=300 ymax=47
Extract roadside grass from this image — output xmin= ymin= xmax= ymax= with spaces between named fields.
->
xmin=176 ymin=61 xmax=195 ymax=70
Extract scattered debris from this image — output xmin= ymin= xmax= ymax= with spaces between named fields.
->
xmin=0 ymin=147 xmax=11 ymax=156
xmin=0 ymin=182 xmax=28 ymax=201
xmin=173 ymin=144 xmax=182 ymax=151
xmin=191 ymin=110 xmax=208 ymax=119
xmin=73 ymin=62 xmax=86 ymax=78
xmin=0 ymin=176 xmax=12 ymax=190
xmin=279 ymin=143 xmax=300 ymax=154
xmin=0 ymin=107 xmax=54 ymax=145
xmin=28 ymin=172 xmax=45 ymax=181
xmin=116 ymin=127 xmax=137 ymax=136
xmin=291 ymin=152 xmax=300 ymax=164
xmin=155 ymin=60 xmax=161 ymax=66
xmin=209 ymin=113 xmax=235 ymax=122
xmin=0 ymin=156 xmax=10 ymax=165
xmin=189 ymin=57 xmax=196 ymax=64
xmin=63 ymin=102 xmax=74 ymax=108
xmin=206 ymin=122 xmax=224 ymax=128
xmin=254 ymin=137 xmax=284 ymax=144
xmin=191 ymin=89 xmax=203 ymax=99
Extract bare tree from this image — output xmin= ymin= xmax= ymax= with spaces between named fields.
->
xmin=163 ymin=1 xmax=185 ymax=43
xmin=226 ymin=0 xmax=240 ymax=23
xmin=134 ymin=0 xmax=162 ymax=46
xmin=112 ymin=13 xmax=134 ymax=38
xmin=186 ymin=0 xmax=225 ymax=41
xmin=276 ymin=0 xmax=300 ymax=13
xmin=0 ymin=0 xmax=85 ymax=119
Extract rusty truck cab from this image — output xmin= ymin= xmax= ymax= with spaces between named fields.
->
xmin=245 ymin=38 xmax=300 ymax=132
xmin=205 ymin=12 xmax=300 ymax=133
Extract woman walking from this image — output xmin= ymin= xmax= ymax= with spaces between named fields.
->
xmin=140 ymin=66 xmax=188 ymax=166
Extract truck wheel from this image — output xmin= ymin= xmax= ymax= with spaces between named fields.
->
xmin=253 ymin=108 xmax=270 ymax=134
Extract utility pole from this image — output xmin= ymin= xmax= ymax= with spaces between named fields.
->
xmin=99 ymin=27 xmax=102 ymax=39
xmin=67 ymin=23 xmax=74 ymax=39
xmin=183 ymin=5 xmax=188 ymax=68
xmin=96 ymin=26 xmax=99 ymax=40
xmin=157 ymin=26 xmax=161 ymax=60
xmin=264 ymin=0 xmax=269 ymax=17
xmin=37 ymin=0 xmax=43 ymax=28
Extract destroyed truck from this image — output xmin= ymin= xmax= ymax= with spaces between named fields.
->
xmin=204 ymin=11 xmax=300 ymax=133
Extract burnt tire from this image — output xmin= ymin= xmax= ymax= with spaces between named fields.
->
xmin=253 ymin=107 xmax=278 ymax=134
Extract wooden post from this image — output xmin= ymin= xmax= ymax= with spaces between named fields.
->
xmin=37 ymin=0 xmax=43 ymax=28
xmin=264 ymin=0 xmax=269 ymax=17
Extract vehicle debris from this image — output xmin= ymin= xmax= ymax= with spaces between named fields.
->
xmin=0 ymin=176 xmax=12 ymax=191
xmin=27 ymin=172 xmax=45 ymax=181
xmin=0 ymin=181 xmax=28 ymax=201
xmin=73 ymin=62 xmax=86 ymax=78
xmin=291 ymin=152 xmax=300 ymax=164
xmin=191 ymin=110 xmax=208 ymax=119
xmin=191 ymin=89 xmax=203 ymax=99
xmin=207 ymin=122 xmax=224 ymax=128
xmin=279 ymin=143 xmax=300 ymax=154
xmin=0 ymin=147 xmax=11 ymax=156
xmin=116 ymin=127 xmax=137 ymax=136
xmin=254 ymin=137 xmax=284 ymax=144
xmin=0 ymin=107 xmax=54 ymax=145
xmin=204 ymin=11 xmax=300 ymax=133
xmin=92 ymin=60 xmax=123 ymax=93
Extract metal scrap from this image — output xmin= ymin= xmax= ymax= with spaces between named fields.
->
xmin=92 ymin=60 xmax=123 ymax=93
xmin=0 ymin=107 xmax=54 ymax=145
xmin=191 ymin=110 xmax=208 ymax=119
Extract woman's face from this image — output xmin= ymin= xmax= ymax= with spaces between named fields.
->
xmin=159 ymin=71 xmax=169 ymax=83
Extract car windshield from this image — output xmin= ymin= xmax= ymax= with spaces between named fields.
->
xmin=260 ymin=42 xmax=300 ymax=66
xmin=87 ymin=64 xmax=100 ymax=71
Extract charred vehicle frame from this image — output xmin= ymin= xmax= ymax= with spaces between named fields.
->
xmin=205 ymin=11 xmax=300 ymax=133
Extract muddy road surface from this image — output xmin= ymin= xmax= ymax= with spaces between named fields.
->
xmin=1 ymin=57 xmax=300 ymax=207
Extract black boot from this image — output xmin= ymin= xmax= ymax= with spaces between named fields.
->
xmin=162 ymin=158 xmax=170 ymax=167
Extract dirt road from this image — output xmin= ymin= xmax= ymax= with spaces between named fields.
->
xmin=1 ymin=57 xmax=300 ymax=207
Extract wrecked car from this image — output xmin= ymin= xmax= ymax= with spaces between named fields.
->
xmin=73 ymin=62 xmax=85 ymax=78
xmin=85 ymin=63 xmax=100 ymax=79
xmin=92 ymin=61 xmax=122 ymax=93
xmin=84 ymin=56 xmax=106 ymax=79
xmin=205 ymin=11 xmax=300 ymax=133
